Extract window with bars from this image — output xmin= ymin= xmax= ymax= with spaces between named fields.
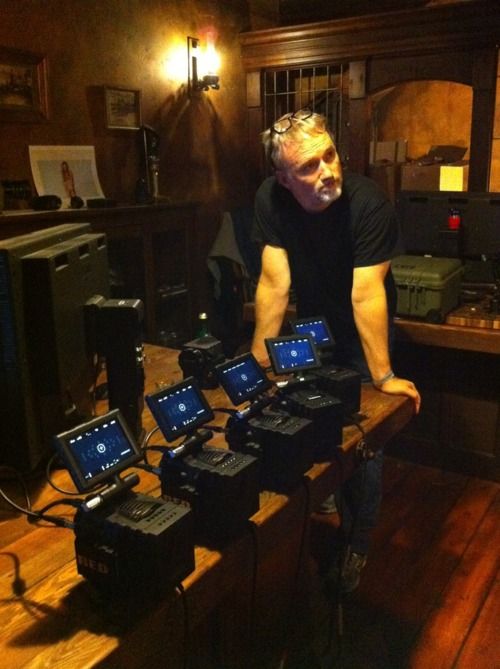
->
xmin=262 ymin=63 xmax=350 ymax=164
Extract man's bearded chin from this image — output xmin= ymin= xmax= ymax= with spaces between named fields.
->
xmin=317 ymin=183 xmax=342 ymax=204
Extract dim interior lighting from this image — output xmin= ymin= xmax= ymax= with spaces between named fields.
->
xmin=163 ymin=39 xmax=189 ymax=85
xmin=187 ymin=35 xmax=220 ymax=95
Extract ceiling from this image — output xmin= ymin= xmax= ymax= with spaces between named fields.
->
xmin=278 ymin=1 xmax=432 ymax=25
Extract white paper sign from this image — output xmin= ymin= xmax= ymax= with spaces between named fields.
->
xmin=29 ymin=145 xmax=105 ymax=207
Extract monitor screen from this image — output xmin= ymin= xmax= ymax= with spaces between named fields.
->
xmin=290 ymin=316 xmax=334 ymax=349
xmin=215 ymin=353 xmax=271 ymax=405
xmin=145 ymin=377 xmax=214 ymax=442
xmin=265 ymin=334 xmax=320 ymax=375
xmin=53 ymin=409 xmax=141 ymax=492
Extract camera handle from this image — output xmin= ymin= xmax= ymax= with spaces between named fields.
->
xmin=168 ymin=428 xmax=213 ymax=460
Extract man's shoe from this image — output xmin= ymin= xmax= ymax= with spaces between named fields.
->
xmin=341 ymin=550 xmax=367 ymax=593
xmin=323 ymin=550 xmax=367 ymax=597
xmin=316 ymin=494 xmax=338 ymax=515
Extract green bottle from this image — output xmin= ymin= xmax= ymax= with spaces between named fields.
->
xmin=197 ymin=312 xmax=210 ymax=338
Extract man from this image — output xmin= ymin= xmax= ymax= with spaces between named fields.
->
xmin=251 ymin=109 xmax=420 ymax=593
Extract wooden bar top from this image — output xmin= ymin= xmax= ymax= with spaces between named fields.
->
xmin=394 ymin=317 xmax=500 ymax=355
xmin=242 ymin=302 xmax=500 ymax=356
xmin=0 ymin=344 xmax=413 ymax=669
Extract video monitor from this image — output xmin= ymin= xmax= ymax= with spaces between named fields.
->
xmin=215 ymin=353 xmax=272 ymax=406
xmin=53 ymin=409 xmax=142 ymax=492
xmin=145 ymin=377 xmax=214 ymax=442
xmin=290 ymin=316 xmax=334 ymax=349
xmin=265 ymin=334 xmax=321 ymax=375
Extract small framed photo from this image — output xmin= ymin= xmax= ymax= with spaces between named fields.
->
xmin=105 ymin=86 xmax=141 ymax=130
xmin=0 ymin=46 xmax=49 ymax=123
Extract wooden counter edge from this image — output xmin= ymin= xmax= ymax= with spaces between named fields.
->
xmin=242 ymin=302 xmax=500 ymax=355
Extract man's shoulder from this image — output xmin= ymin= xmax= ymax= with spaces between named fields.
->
xmin=343 ymin=171 xmax=386 ymax=202
xmin=256 ymin=176 xmax=295 ymax=215
xmin=256 ymin=175 xmax=278 ymax=200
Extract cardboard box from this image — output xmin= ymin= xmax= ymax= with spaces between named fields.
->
xmin=400 ymin=161 xmax=469 ymax=192
xmin=369 ymin=140 xmax=407 ymax=165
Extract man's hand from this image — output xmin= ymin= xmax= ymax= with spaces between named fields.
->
xmin=251 ymin=344 xmax=271 ymax=370
xmin=376 ymin=376 xmax=421 ymax=414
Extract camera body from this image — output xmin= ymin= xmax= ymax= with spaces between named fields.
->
xmin=53 ymin=409 xmax=195 ymax=600
xmin=160 ymin=443 xmax=260 ymax=545
xmin=310 ymin=365 xmax=362 ymax=416
xmin=145 ymin=378 xmax=260 ymax=545
xmin=226 ymin=409 xmax=315 ymax=493
xmin=74 ymin=492 xmax=194 ymax=600
xmin=178 ymin=335 xmax=225 ymax=389
xmin=275 ymin=384 xmax=344 ymax=462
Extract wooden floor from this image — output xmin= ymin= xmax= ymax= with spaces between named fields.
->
xmin=285 ymin=456 xmax=500 ymax=669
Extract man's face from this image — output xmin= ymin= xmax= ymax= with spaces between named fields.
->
xmin=275 ymin=131 xmax=343 ymax=213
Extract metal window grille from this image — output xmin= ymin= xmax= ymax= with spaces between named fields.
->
xmin=262 ymin=64 xmax=348 ymax=162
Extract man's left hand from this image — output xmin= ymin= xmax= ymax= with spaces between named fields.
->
xmin=377 ymin=376 xmax=421 ymax=414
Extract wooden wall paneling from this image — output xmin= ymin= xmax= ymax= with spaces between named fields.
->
xmin=248 ymin=106 xmax=266 ymax=195
xmin=239 ymin=3 xmax=500 ymax=70
xmin=346 ymin=97 xmax=370 ymax=175
xmin=367 ymin=51 xmax=474 ymax=92
xmin=246 ymin=71 xmax=264 ymax=192
xmin=246 ymin=70 xmax=262 ymax=108
xmin=239 ymin=2 xmax=500 ymax=188
xmin=390 ymin=341 xmax=500 ymax=483
xmin=469 ymin=48 xmax=498 ymax=191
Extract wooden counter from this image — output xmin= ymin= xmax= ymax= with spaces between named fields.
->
xmin=0 ymin=344 xmax=413 ymax=669
xmin=242 ymin=300 xmax=500 ymax=480
xmin=242 ymin=302 xmax=500 ymax=355
xmin=394 ymin=317 xmax=500 ymax=355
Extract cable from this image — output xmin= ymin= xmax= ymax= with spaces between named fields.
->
xmin=245 ymin=520 xmax=261 ymax=662
xmin=321 ymin=416 xmax=372 ymax=662
xmin=134 ymin=462 xmax=161 ymax=477
xmin=203 ymin=424 xmax=226 ymax=433
xmin=45 ymin=453 xmax=81 ymax=496
xmin=0 ymin=485 xmax=77 ymax=528
xmin=141 ymin=424 xmax=160 ymax=449
xmin=176 ymin=583 xmax=192 ymax=669
xmin=212 ymin=406 xmax=236 ymax=415
xmin=347 ymin=412 xmax=375 ymax=462
xmin=27 ymin=499 xmax=79 ymax=529
xmin=275 ymin=478 xmax=317 ymax=668
xmin=0 ymin=551 xmax=26 ymax=596
xmin=140 ymin=425 xmax=161 ymax=465
xmin=0 ymin=465 xmax=32 ymax=512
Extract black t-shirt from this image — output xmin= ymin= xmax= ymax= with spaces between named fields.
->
xmin=252 ymin=171 xmax=400 ymax=358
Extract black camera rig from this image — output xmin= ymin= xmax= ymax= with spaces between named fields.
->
xmin=53 ymin=409 xmax=195 ymax=600
xmin=178 ymin=335 xmax=225 ymax=389
xmin=145 ymin=377 xmax=260 ymax=545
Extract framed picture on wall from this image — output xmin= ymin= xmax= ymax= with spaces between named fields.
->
xmin=0 ymin=46 xmax=49 ymax=122
xmin=29 ymin=145 xmax=105 ymax=207
xmin=104 ymin=86 xmax=141 ymax=130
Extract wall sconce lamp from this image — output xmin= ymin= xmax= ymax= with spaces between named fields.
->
xmin=187 ymin=35 xmax=220 ymax=95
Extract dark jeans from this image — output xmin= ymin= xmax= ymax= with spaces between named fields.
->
xmin=332 ymin=330 xmax=393 ymax=556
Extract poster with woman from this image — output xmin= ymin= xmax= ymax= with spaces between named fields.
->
xmin=29 ymin=145 xmax=105 ymax=207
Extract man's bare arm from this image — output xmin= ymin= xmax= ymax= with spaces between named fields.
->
xmin=251 ymin=245 xmax=291 ymax=366
xmin=352 ymin=263 xmax=421 ymax=413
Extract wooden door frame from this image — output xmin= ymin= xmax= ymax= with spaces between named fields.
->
xmin=239 ymin=1 xmax=499 ymax=191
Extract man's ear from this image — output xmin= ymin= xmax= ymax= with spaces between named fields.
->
xmin=275 ymin=169 xmax=290 ymax=190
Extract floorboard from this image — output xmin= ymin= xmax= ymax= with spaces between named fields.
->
xmin=285 ymin=457 xmax=500 ymax=669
